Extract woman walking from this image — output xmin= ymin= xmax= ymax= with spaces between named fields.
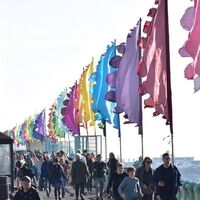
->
xmin=135 ymin=157 xmax=154 ymax=200
xmin=51 ymin=158 xmax=66 ymax=200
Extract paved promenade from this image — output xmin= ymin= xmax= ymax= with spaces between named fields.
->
xmin=39 ymin=186 xmax=106 ymax=200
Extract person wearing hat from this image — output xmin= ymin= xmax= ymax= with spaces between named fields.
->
xmin=13 ymin=176 xmax=42 ymax=200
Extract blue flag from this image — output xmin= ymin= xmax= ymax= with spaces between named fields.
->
xmin=91 ymin=42 xmax=119 ymax=129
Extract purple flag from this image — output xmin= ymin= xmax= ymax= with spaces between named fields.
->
xmin=35 ymin=109 xmax=47 ymax=137
xmin=115 ymin=21 xmax=141 ymax=124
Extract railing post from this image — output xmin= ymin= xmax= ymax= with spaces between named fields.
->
xmin=179 ymin=181 xmax=200 ymax=200
xmin=188 ymin=183 xmax=195 ymax=200
xmin=193 ymin=183 xmax=200 ymax=200
xmin=182 ymin=181 xmax=190 ymax=200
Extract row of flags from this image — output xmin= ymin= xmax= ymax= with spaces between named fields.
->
xmin=3 ymin=0 xmax=199 ymax=152
xmin=4 ymin=110 xmax=46 ymax=146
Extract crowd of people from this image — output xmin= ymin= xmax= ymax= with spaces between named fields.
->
xmin=12 ymin=150 xmax=182 ymax=200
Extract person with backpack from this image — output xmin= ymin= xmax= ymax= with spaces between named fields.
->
xmin=51 ymin=157 xmax=66 ymax=200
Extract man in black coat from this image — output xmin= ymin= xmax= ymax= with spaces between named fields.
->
xmin=13 ymin=176 xmax=42 ymax=200
xmin=71 ymin=153 xmax=89 ymax=200
xmin=107 ymin=162 xmax=128 ymax=200
xmin=153 ymin=153 xmax=182 ymax=200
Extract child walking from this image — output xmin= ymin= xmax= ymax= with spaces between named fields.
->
xmin=118 ymin=166 xmax=143 ymax=200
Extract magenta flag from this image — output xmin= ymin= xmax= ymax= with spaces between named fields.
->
xmin=179 ymin=0 xmax=200 ymax=80
xmin=138 ymin=0 xmax=169 ymax=120
xmin=64 ymin=84 xmax=80 ymax=135
xmin=114 ymin=21 xmax=141 ymax=124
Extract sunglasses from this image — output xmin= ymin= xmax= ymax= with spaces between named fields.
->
xmin=146 ymin=161 xmax=152 ymax=164
xmin=22 ymin=179 xmax=31 ymax=182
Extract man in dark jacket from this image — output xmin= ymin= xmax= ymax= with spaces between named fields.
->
xmin=40 ymin=155 xmax=54 ymax=197
xmin=153 ymin=153 xmax=182 ymax=200
xmin=13 ymin=176 xmax=42 ymax=200
xmin=107 ymin=152 xmax=118 ymax=179
xmin=93 ymin=154 xmax=107 ymax=200
xmin=71 ymin=153 xmax=89 ymax=200
xmin=107 ymin=162 xmax=128 ymax=200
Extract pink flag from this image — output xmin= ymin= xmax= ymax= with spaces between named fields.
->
xmin=64 ymin=84 xmax=80 ymax=135
xmin=179 ymin=0 xmax=200 ymax=80
xmin=138 ymin=0 xmax=169 ymax=121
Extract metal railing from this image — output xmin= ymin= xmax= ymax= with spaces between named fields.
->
xmin=177 ymin=181 xmax=200 ymax=200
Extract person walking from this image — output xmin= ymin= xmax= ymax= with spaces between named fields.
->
xmin=135 ymin=157 xmax=154 ymax=200
xmin=106 ymin=162 xmax=128 ymax=200
xmin=13 ymin=176 xmax=42 ymax=200
xmin=71 ymin=153 xmax=90 ymax=200
xmin=153 ymin=152 xmax=182 ymax=200
xmin=107 ymin=152 xmax=118 ymax=179
xmin=40 ymin=154 xmax=53 ymax=197
xmin=16 ymin=159 xmax=36 ymax=188
xmin=59 ymin=156 xmax=69 ymax=198
xmin=93 ymin=154 xmax=107 ymax=200
xmin=51 ymin=158 xmax=66 ymax=200
xmin=118 ymin=166 xmax=143 ymax=200
xmin=86 ymin=153 xmax=93 ymax=191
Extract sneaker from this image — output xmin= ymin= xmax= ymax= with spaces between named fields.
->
xmin=47 ymin=192 xmax=51 ymax=197
xmin=80 ymin=194 xmax=85 ymax=200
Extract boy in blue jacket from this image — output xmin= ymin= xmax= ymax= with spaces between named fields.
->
xmin=118 ymin=166 xmax=143 ymax=200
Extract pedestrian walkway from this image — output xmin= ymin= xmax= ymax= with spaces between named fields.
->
xmin=40 ymin=186 xmax=106 ymax=200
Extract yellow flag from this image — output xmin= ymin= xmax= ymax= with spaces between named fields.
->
xmin=80 ymin=59 xmax=95 ymax=127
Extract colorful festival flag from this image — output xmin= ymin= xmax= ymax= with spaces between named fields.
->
xmin=179 ymin=0 xmax=200 ymax=91
xmin=64 ymin=84 xmax=80 ymax=135
xmin=138 ymin=0 xmax=171 ymax=122
xmin=113 ymin=21 xmax=141 ymax=124
xmin=33 ymin=109 xmax=46 ymax=141
xmin=91 ymin=42 xmax=119 ymax=129
xmin=80 ymin=60 xmax=95 ymax=127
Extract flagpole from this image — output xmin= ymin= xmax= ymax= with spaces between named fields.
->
xmin=68 ymin=132 xmax=70 ymax=157
xmin=165 ymin=0 xmax=174 ymax=164
xmin=43 ymin=109 xmax=47 ymax=151
xmin=138 ymin=18 xmax=144 ymax=160
xmin=85 ymin=121 xmax=89 ymax=152
xmin=117 ymin=114 xmax=122 ymax=162
xmin=94 ymin=124 xmax=98 ymax=156
xmin=102 ymin=120 xmax=108 ymax=162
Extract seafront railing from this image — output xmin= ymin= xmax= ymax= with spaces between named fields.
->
xmin=177 ymin=181 xmax=200 ymax=200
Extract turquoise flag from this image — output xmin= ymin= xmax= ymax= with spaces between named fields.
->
xmin=91 ymin=42 xmax=119 ymax=129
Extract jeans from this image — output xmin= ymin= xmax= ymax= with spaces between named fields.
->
xmin=94 ymin=177 xmax=105 ymax=199
xmin=75 ymin=183 xmax=85 ymax=200
xmin=87 ymin=176 xmax=93 ymax=190
xmin=44 ymin=178 xmax=51 ymax=196
xmin=54 ymin=187 xmax=61 ymax=200
xmin=61 ymin=179 xmax=65 ymax=197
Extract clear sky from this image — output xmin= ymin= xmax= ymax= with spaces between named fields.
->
xmin=0 ymin=0 xmax=199 ymax=160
